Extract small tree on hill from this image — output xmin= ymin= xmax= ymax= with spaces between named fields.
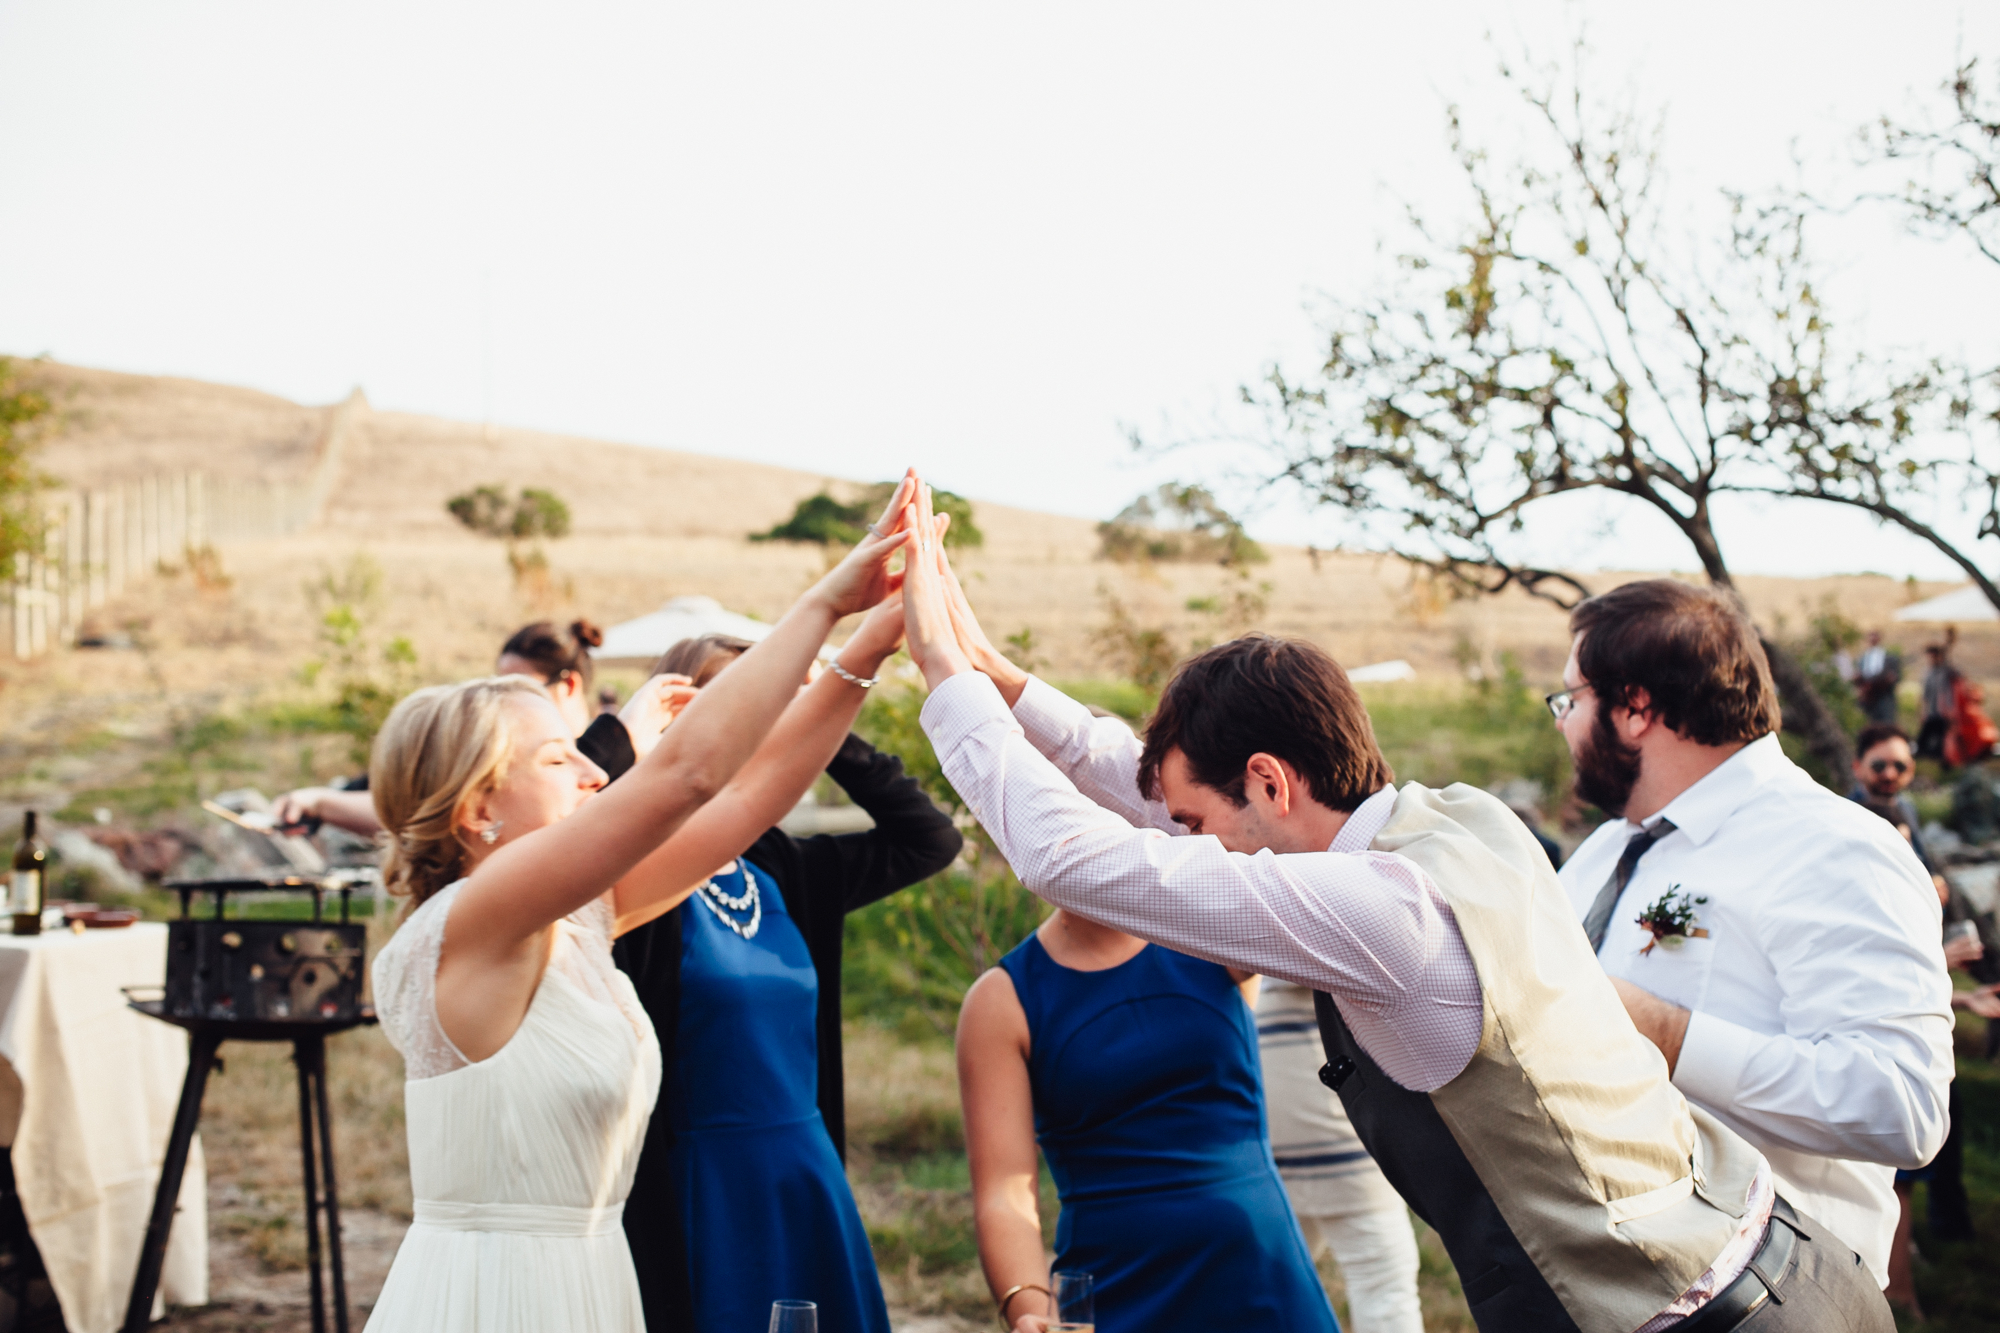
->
xmin=447 ymin=484 xmax=572 ymax=592
xmin=753 ymin=483 xmax=983 ymax=549
xmin=1097 ymin=484 xmax=1266 ymax=567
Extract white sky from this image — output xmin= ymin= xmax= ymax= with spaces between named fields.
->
xmin=4 ymin=2 xmax=2000 ymax=579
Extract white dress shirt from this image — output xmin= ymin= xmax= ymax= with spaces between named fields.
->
xmin=926 ymin=671 xmax=1485 ymax=1091
xmin=1558 ymin=732 xmax=1954 ymax=1285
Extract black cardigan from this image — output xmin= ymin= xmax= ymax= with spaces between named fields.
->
xmin=584 ymin=727 xmax=962 ymax=1333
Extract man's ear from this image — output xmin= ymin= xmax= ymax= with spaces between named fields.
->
xmin=1618 ymin=686 xmax=1658 ymax=741
xmin=1244 ymin=753 xmax=1293 ymax=816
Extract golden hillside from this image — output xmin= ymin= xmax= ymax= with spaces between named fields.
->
xmin=11 ymin=357 xmax=1985 ymax=703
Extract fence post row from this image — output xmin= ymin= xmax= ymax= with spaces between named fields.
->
xmin=2 ymin=470 xmax=315 ymax=660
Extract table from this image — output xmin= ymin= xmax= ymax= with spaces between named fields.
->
xmin=0 ymin=924 xmax=206 ymax=1333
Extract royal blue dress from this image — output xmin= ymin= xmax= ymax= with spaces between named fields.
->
xmin=998 ymin=935 xmax=1340 ymax=1333
xmin=666 ymin=859 xmax=890 ymax=1333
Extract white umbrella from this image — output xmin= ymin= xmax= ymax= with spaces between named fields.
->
xmin=591 ymin=595 xmax=780 ymax=668
xmin=1891 ymin=585 xmax=1999 ymax=623
xmin=1348 ymin=659 xmax=1417 ymax=683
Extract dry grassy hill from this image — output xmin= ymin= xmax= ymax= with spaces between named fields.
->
xmin=11 ymin=357 xmax=1993 ymax=714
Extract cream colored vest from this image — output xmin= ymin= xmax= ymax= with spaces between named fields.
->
xmin=1369 ymin=783 xmax=1764 ymax=1332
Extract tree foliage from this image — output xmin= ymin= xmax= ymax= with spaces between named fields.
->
xmin=752 ymin=483 xmax=983 ymax=549
xmin=446 ymin=484 xmax=572 ymax=541
xmin=1096 ymin=483 xmax=1266 ymax=567
xmin=1865 ymin=57 xmax=2000 ymax=266
xmin=1223 ymin=43 xmax=1980 ymax=778
xmin=0 ymin=359 xmax=53 ymax=567
xmin=1822 ymin=57 xmax=2000 ymax=610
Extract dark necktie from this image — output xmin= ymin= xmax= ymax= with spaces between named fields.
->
xmin=1582 ymin=819 xmax=1677 ymax=954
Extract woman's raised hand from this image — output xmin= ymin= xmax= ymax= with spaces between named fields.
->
xmin=836 ymin=590 xmax=907 ymax=675
xmin=938 ymin=545 xmax=1030 ymax=705
xmin=900 ymin=479 xmax=973 ymax=689
xmin=809 ymin=473 xmax=917 ymax=619
xmin=618 ymin=673 xmax=700 ymax=759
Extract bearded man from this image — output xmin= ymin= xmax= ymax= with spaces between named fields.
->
xmin=1552 ymin=580 xmax=1953 ymax=1294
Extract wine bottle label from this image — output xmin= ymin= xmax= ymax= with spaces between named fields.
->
xmin=10 ymin=870 xmax=39 ymax=915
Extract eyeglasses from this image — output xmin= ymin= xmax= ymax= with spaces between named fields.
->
xmin=1868 ymin=759 xmax=1911 ymax=776
xmin=1545 ymin=684 xmax=1594 ymax=721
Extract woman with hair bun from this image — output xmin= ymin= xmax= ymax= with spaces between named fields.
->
xmin=360 ymin=482 xmax=913 ymax=1333
xmin=496 ymin=617 xmax=608 ymax=736
xmin=274 ymin=618 xmax=691 ymax=836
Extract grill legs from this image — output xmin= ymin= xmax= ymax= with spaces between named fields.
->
xmin=123 ymin=1031 xmax=220 ymax=1333
xmin=124 ymin=1035 xmax=351 ymax=1333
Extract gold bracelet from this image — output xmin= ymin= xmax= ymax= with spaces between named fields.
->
xmin=996 ymin=1282 xmax=1050 ymax=1326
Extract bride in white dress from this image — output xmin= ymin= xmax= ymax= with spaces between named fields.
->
xmin=362 ymin=480 xmax=918 ymax=1332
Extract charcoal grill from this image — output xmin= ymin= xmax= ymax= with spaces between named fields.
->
xmin=124 ymin=875 xmax=377 ymax=1333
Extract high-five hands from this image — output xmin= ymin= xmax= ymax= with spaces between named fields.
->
xmin=935 ymin=544 xmax=1030 ymax=706
xmin=897 ymin=471 xmax=1039 ymax=700
xmin=811 ymin=471 xmax=920 ymax=620
xmin=899 ymin=477 xmax=974 ymax=690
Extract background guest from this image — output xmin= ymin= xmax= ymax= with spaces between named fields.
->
xmin=274 ymin=618 xmax=687 ymax=835
xmin=1917 ymin=639 xmax=1957 ymax=760
xmin=1854 ymin=630 xmax=1903 ymax=726
xmin=1554 ymin=580 xmax=1953 ymax=1289
xmin=958 ymin=909 xmax=1338 ymax=1333
xmin=1257 ymin=978 xmax=1426 ymax=1333
xmin=1849 ymin=724 xmax=1945 ymax=896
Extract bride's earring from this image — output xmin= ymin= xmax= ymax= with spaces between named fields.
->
xmin=480 ymin=822 xmax=502 ymax=845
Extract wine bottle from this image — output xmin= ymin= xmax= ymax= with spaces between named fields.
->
xmin=11 ymin=811 xmax=44 ymax=936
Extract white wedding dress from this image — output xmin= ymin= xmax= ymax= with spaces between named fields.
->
xmin=365 ymin=882 xmax=662 ymax=1332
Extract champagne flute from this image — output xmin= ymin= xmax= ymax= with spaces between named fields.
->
xmin=768 ymin=1300 xmax=817 ymax=1333
xmin=1051 ymin=1270 xmax=1094 ymax=1333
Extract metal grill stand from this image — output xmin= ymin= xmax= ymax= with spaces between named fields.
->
xmin=123 ymin=877 xmax=375 ymax=1333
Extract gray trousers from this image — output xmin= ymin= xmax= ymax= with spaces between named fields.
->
xmin=1727 ymin=1202 xmax=1892 ymax=1333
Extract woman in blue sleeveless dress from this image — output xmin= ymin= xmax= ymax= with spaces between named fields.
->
xmin=662 ymin=854 xmax=891 ymax=1333
xmin=958 ymin=908 xmax=1341 ymax=1333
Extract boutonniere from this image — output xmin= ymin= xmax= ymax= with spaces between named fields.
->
xmin=1635 ymin=886 xmax=1710 ymax=955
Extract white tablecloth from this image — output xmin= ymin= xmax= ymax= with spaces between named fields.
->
xmin=0 ymin=923 xmax=206 ymax=1333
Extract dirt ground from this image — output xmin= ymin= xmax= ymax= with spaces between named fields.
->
xmin=158 ymin=1203 xmax=981 ymax=1333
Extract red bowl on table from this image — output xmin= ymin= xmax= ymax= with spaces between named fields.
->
xmin=60 ymin=905 xmax=140 ymax=929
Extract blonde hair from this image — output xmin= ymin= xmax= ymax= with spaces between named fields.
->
xmin=370 ymin=675 xmax=550 ymax=908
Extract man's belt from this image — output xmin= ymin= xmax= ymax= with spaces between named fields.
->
xmin=1676 ymin=1196 xmax=1807 ymax=1332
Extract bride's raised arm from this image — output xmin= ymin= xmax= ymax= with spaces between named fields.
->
xmin=374 ymin=475 xmax=915 ymax=1061
xmin=452 ymin=509 xmax=908 ymax=944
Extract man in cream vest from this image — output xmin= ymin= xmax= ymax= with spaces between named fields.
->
xmin=892 ymin=493 xmax=1891 ymax=1332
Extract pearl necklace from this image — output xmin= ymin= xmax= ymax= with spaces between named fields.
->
xmin=694 ymin=865 xmax=761 ymax=939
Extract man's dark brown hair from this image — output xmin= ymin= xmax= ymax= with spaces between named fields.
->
xmin=1569 ymin=580 xmax=1781 ymax=744
xmin=1137 ymin=633 xmax=1394 ymax=810
xmin=1855 ymin=722 xmax=1912 ymax=758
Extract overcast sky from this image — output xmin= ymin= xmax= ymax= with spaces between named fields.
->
xmin=4 ymin=2 xmax=1999 ymax=579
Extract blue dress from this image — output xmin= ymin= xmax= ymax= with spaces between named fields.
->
xmin=667 ymin=859 xmax=890 ymax=1333
xmin=998 ymin=935 xmax=1340 ymax=1333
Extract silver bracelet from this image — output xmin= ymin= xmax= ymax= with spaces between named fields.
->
xmin=827 ymin=659 xmax=878 ymax=689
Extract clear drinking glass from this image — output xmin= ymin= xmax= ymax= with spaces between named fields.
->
xmin=768 ymin=1300 xmax=817 ymax=1333
xmin=1051 ymin=1270 xmax=1094 ymax=1332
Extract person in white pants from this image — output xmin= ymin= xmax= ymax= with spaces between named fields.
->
xmin=1257 ymin=979 xmax=1426 ymax=1333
